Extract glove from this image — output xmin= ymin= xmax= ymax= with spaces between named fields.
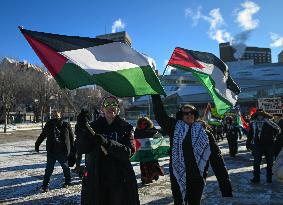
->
xmin=35 ymin=144 xmax=39 ymax=152
xmin=94 ymin=134 xmax=109 ymax=147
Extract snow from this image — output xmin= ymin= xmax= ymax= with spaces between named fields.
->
xmin=1 ymin=136 xmax=283 ymax=204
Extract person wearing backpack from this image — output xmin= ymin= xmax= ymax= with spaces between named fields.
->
xmin=35 ymin=110 xmax=75 ymax=192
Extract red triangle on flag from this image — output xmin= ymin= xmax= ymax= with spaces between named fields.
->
xmin=134 ymin=139 xmax=141 ymax=151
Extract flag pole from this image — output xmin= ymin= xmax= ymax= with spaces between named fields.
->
xmin=62 ymin=88 xmax=108 ymax=155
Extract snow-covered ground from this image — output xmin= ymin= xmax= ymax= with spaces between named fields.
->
xmin=0 ymin=122 xmax=77 ymax=133
xmin=0 ymin=135 xmax=283 ymax=205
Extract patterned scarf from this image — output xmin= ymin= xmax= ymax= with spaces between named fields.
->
xmin=252 ymin=118 xmax=281 ymax=139
xmin=172 ymin=120 xmax=211 ymax=204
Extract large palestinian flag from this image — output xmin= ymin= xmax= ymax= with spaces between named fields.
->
xmin=131 ymin=132 xmax=170 ymax=163
xmin=19 ymin=27 xmax=165 ymax=97
xmin=168 ymin=47 xmax=240 ymax=115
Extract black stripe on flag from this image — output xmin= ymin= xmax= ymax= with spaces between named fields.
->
xmin=180 ymin=48 xmax=240 ymax=95
xmin=20 ymin=28 xmax=114 ymax=52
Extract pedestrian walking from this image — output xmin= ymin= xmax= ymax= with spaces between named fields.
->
xmin=151 ymin=95 xmax=232 ymax=205
xmin=246 ymin=109 xmax=281 ymax=183
xmin=78 ymin=96 xmax=140 ymax=205
xmin=73 ymin=109 xmax=91 ymax=177
xmin=223 ymin=116 xmax=240 ymax=157
xmin=35 ymin=110 xmax=75 ymax=192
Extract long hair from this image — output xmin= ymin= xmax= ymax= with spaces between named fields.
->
xmin=136 ymin=117 xmax=154 ymax=130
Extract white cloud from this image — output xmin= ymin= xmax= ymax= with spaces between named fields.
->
xmin=210 ymin=29 xmax=232 ymax=43
xmin=235 ymin=1 xmax=260 ymax=31
xmin=185 ymin=7 xmax=232 ymax=43
xmin=185 ymin=6 xmax=203 ymax=26
xmin=270 ymin=32 xmax=283 ymax=48
xmin=207 ymin=8 xmax=224 ymax=30
xmin=111 ymin=18 xmax=125 ymax=33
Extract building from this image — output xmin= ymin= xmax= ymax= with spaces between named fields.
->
xmin=279 ymin=51 xmax=283 ymax=63
xmin=219 ymin=42 xmax=271 ymax=64
xmin=96 ymin=31 xmax=132 ymax=47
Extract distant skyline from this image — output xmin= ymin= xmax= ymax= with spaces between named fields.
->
xmin=1 ymin=0 xmax=283 ymax=74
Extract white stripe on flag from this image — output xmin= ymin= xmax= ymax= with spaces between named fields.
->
xmin=60 ymin=42 xmax=150 ymax=75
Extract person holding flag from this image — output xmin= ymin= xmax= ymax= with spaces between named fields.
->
xmin=151 ymin=95 xmax=232 ymax=205
xmin=77 ymin=96 xmax=139 ymax=205
xmin=134 ymin=117 xmax=164 ymax=185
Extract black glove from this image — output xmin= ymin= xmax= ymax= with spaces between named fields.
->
xmin=94 ymin=134 xmax=109 ymax=147
xmin=35 ymin=144 xmax=39 ymax=152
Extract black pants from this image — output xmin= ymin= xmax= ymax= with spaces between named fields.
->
xmin=43 ymin=152 xmax=71 ymax=187
xmin=227 ymin=133 xmax=238 ymax=156
xmin=253 ymin=146 xmax=273 ymax=180
xmin=170 ymin=173 xmax=204 ymax=205
xmin=100 ymin=181 xmax=125 ymax=205
xmin=76 ymin=153 xmax=83 ymax=167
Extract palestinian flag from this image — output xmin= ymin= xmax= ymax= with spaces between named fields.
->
xmin=19 ymin=27 xmax=165 ymax=97
xmin=168 ymin=47 xmax=240 ymax=115
xmin=249 ymin=107 xmax=257 ymax=117
xmin=236 ymin=110 xmax=249 ymax=130
xmin=131 ymin=132 xmax=170 ymax=163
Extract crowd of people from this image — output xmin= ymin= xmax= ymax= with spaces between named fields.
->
xmin=34 ymin=95 xmax=283 ymax=205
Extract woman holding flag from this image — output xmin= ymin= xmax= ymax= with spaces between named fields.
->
xmin=151 ymin=95 xmax=233 ymax=205
xmin=134 ymin=117 xmax=164 ymax=185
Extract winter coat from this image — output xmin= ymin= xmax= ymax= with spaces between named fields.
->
xmin=35 ymin=118 xmax=74 ymax=156
xmin=273 ymin=148 xmax=283 ymax=182
xmin=151 ymin=95 xmax=233 ymax=203
xmin=223 ymin=123 xmax=240 ymax=137
xmin=274 ymin=119 xmax=283 ymax=157
xmin=80 ymin=116 xmax=140 ymax=205
xmin=247 ymin=119 xmax=281 ymax=148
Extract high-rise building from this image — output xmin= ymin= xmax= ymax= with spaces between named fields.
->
xmin=219 ymin=42 xmax=271 ymax=64
xmin=279 ymin=51 xmax=283 ymax=63
xmin=219 ymin=42 xmax=235 ymax=62
xmin=96 ymin=31 xmax=132 ymax=47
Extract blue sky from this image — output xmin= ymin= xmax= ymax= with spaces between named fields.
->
xmin=1 ymin=0 xmax=283 ymax=74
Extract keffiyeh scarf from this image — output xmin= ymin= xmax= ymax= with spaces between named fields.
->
xmin=172 ymin=120 xmax=211 ymax=204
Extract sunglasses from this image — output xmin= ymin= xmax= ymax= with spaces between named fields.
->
xmin=103 ymin=102 xmax=119 ymax=108
xmin=183 ymin=111 xmax=194 ymax=116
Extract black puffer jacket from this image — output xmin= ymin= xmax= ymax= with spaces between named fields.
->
xmin=80 ymin=116 xmax=140 ymax=205
xmin=35 ymin=118 xmax=74 ymax=156
xmin=151 ymin=95 xmax=232 ymax=203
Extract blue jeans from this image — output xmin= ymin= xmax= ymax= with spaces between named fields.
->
xmin=43 ymin=152 xmax=71 ymax=187
xmin=253 ymin=146 xmax=273 ymax=180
